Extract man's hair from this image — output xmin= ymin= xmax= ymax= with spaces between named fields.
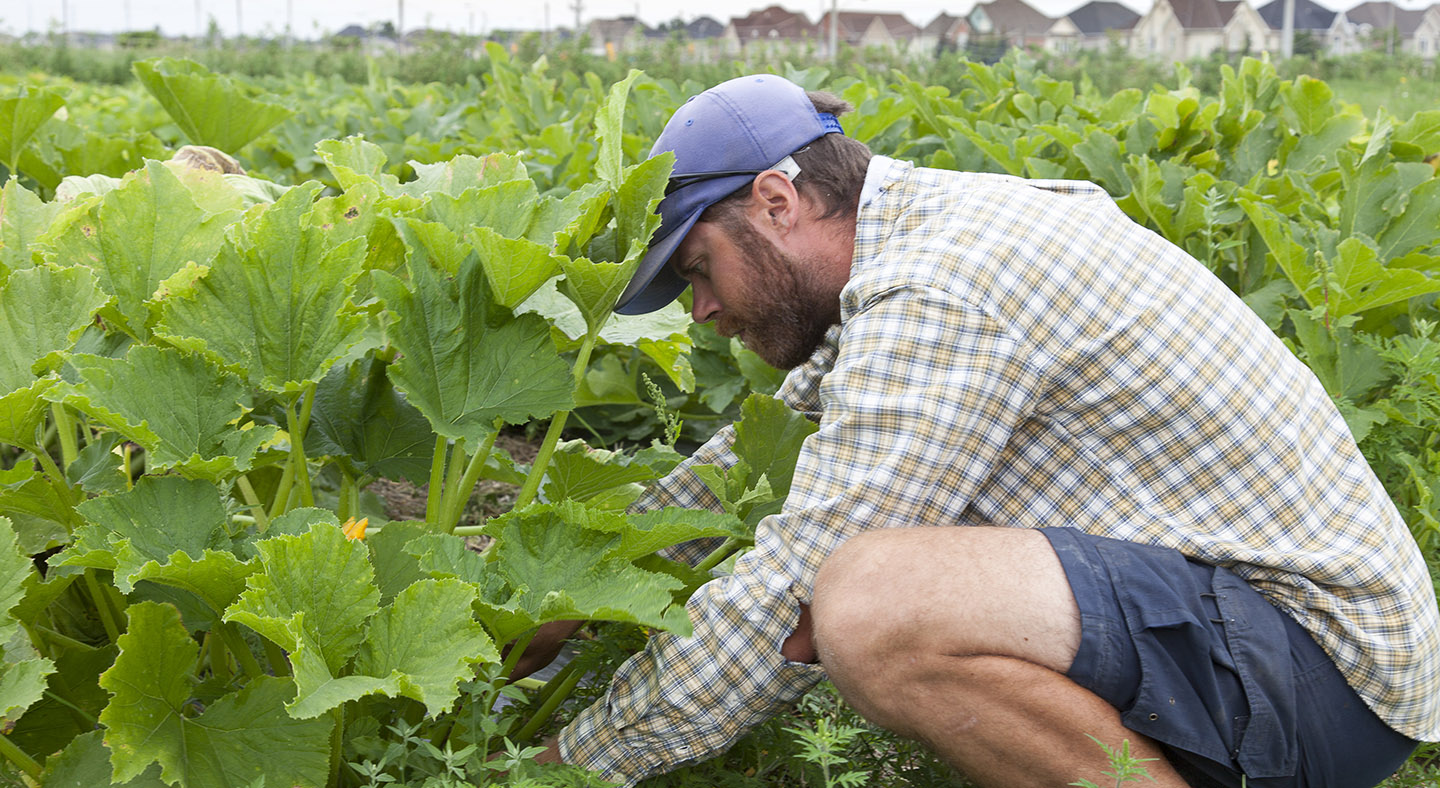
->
xmin=703 ymin=91 xmax=873 ymax=229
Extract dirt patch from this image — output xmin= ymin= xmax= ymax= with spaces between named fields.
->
xmin=368 ymin=432 xmax=541 ymax=528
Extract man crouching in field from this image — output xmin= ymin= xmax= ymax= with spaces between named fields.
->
xmin=522 ymin=74 xmax=1438 ymax=788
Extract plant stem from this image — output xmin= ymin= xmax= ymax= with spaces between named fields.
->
xmin=694 ymin=538 xmax=739 ymax=575
xmin=513 ymin=661 xmax=585 ymax=742
xmin=0 ymin=732 xmax=41 ymax=782
xmin=328 ymin=706 xmax=345 ymax=788
xmin=425 ymin=435 xmax=448 ymax=531
xmin=514 ymin=332 xmax=600 ymax=509
xmin=44 ymin=689 xmax=99 ymax=728
xmin=439 ymin=441 xmax=468 ymax=526
xmin=500 ymin=630 xmax=537 ymax=681
xmin=269 ymin=454 xmax=297 ymax=520
xmin=216 ymin=621 xmax=263 ymax=680
xmin=441 ymin=426 xmax=499 ymax=533
xmin=337 ymin=470 xmax=354 ymax=522
xmin=50 ymin=403 xmax=78 ymax=472
xmin=83 ymin=570 xmax=121 ymax=644
xmin=235 ymin=475 xmax=270 ymax=532
xmin=210 ymin=626 xmax=232 ymax=681
xmin=34 ymin=625 xmax=94 ymax=653
xmin=286 ymin=391 xmax=316 ymax=509
xmin=262 ymin=636 xmax=292 ymax=677
xmin=122 ymin=442 xmax=133 ymax=490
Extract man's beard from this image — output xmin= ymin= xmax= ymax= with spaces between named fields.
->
xmin=715 ymin=220 xmax=842 ymax=370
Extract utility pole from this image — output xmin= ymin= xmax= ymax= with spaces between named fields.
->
xmin=286 ymin=0 xmax=293 ymax=45
xmin=196 ymin=0 xmax=202 ymax=38
xmin=1280 ymin=0 xmax=1293 ymax=58
xmin=828 ymin=0 xmax=838 ymax=61
xmin=235 ymin=0 xmax=242 ymax=38
xmin=1387 ymin=1 xmax=1395 ymax=56
xmin=571 ymin=0 xmax=583 ymax=40
xmin=397 ymin=0 xmax=404 ymax=53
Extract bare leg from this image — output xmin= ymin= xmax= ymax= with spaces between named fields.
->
xmin=809 ymin=526 xmax=1190 ymax=788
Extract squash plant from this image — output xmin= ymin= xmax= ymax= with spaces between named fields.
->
xmin=0 ymin=69 xmax=815 ymax=787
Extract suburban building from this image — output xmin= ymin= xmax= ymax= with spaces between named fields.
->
xmin=815 ymin=11 xmax=921 ymax=54
xmin=1416 ymin=5 xmax=1440 ymax=58
xmin=1328 ymin=1 xmax=1428 ymax=55
xmin=584 ymin=16 xmax=651 ymax=57
xmin=1255 ymin=0 xmax=1338 ymax=53
xmin=967 ymin=0 xmax=1081 ymax=52
xmin=1065 ymin=0 xmax=1142 ymax=49
xmin=721 ymin=5 xmax=819 ymax=54
xmin=1130 ymin=0 xmax=1271 ymax=60
xmin=916 ymin=12 xmax=972 ymax=53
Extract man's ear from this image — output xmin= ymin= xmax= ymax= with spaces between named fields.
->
xmin=749 ymin=170 xmax=801 ymax=232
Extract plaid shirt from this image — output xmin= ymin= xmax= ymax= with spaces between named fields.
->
xmin=559 ymin=157 xmax=1440 ymax=782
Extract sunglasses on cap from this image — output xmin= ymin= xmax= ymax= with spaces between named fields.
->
xmin=663 ymin=155 xmax=801 ymax=197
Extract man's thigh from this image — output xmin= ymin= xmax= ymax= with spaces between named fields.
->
xmin=1043 ymin=526 xmax=1417 ymax=788
xmin=810 ymin=525 xmax=1083 ymax=674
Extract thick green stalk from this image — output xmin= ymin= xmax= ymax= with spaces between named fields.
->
xmin=513 ymin=661 xmax=586 ymax=742
xmin=425 ymin=435 xmax=448 ymax=530
xmin=34 ymin=625 xmax=94 ymax=653
xmin=336 ymin=470 xmax=355 ymax=521
xmin=500 ymin=630 xmax=537 ymax=681
xmin=83 ymin=571 xmax=120 ymax=644
xmin=50 ymin=403 xmax=78 ymax=472
xmin=262 ymin=637 xmax=292 ymax=677
xmin=268 ymin=454 xmax=298 ymax=519
xmin=209 ymin=626 xmax=232 ymax=681
xmin=286 ymin=388 xmax=317 ymax=509
xmin=215 ymin=621 xmax=263 ymax=680
xmin=694 ymin=537 xmax=740 ymax=575
xmin=441 ymin=426 xmax=500 ymax=533
xmin=328 ymin=706 xmax=344 ymax=788
xmin=439 ymin=441 xmax=468 ymax=525
xmin=0 ymin=732 xmax=41 ymax=782
xmin=235 ymin=475 xmax=270 ymax=532
xmin=515 ymin=331 xmax=601 ymax=508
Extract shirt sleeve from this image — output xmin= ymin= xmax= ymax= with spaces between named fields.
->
xmin=559 ymin=295 xmax=1044 ymax=783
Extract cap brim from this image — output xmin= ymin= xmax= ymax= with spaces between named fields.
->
xmin=613 ymin=207 xmax=701 ymax=315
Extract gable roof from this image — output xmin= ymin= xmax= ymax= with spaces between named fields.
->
xmin=1164 ymin=0 xmax=1244 ymax=29
xmin=587 ymin=16 xmax=649 ymax=41
xmin=686 ymin=16 xmax=725 ymax=38
xmin=1256 ymin=0 xmax=1337 ymax=29
xmin=1066 ymin=1 xmax=1142 ymax=33
xmin=971 ymin=0 xmax=1058 ymax=35
xmin=818 ymin=11 xmax=920 ymax=41
xmin=1341 ymin=1 xmax=1426 ymax=33
xmin=729 ymin=5 xmax=817 ymax=39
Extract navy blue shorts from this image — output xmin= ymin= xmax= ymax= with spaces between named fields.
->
xmin=1042 ymin=527 xmax=1417 ymax=788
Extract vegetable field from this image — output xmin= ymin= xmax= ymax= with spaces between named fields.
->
xmin=0 ymin=48 xmax=1438 ymax=787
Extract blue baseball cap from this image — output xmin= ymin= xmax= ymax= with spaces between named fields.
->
xmin=612 ymin=74 xmax=844 ymax=315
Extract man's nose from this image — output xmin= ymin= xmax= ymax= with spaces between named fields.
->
xmin=690 ymin=280 xmax=720 ymax=323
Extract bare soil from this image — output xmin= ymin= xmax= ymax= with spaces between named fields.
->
xmin=367 ymin=432 xmax=541 ymax=528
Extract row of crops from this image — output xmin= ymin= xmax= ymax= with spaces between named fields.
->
xmin=0 ymin=47 xmax=1438 ymax=787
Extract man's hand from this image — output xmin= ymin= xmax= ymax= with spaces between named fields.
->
xmin=508 ymin=620 xmax=584 ymax=680
xmin=780 ymin=602 xmax=816 ymax=663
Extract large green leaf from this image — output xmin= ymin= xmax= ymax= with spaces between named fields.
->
xmin=0 ymin=377 xmax=56 ymax=449
xmin=0 ymin=464 xmax=80 ymax=555
xmin=316 ymin=135 xmax=400 ymax=194
xmin=288 ymin=578 xmax=498 ymax=719
xmin=0 ymin=515 xmax=53 ymax=725
xmin=132 ymin=57 xmax=295 ymax=152
xmin=62 ymin=476 xmax=240 ymax=598
xmin=0 ymin=179 xmax=60 ymax=273
xmin=0 ymin=87 xmax=65 ymax=176
xmin=1375 ymin=176 xmax=1440 ymax=260
xmin=224 ymin=522 xmax=379 ymax=675
xmin=46 ymin=161 xmax=240 ymax=340
xmin=604 ymin=507 xmax=749 ymax=563
xmin=42 ymin=731 xmax=166 ymax=788
xmin=486 ymin=504 xmax=691 ymax=636
xmin=49 ymin=345 xmax=277 ymax=482
xmin=732 ymin=392 xmax=819 ymax=505
xmin=469 ymin=226 xmax=564 ymax=309
xmin=156 ymin=182 xmax=371 ymax=393
xmin=401 ymin=153 xmax=529 ymax=198
xmin=305 ymin=354 xmax=435 ymax=485
xmin=594 ymin=70 xmax=643 ymax=189
xmin=426 ymin=179 xmax=538 ymax=239
xmin=374 ymin=254 xmax=574 ymax=451
xmin=1322 ymin=237 xmax=1440 ymax=317
xmin=0 ymin=265 xmax=106 ymax=394
xmin=99 ymin=602 xmax=332 ymax=786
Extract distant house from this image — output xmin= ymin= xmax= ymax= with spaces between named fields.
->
xmin=1066 ymin=1 xmax=1142 ymax=50
xmin=330 ymin=24 xmax=398 ymax=54
xmin=816 ymin=11 xmax=920 ymax=54
xmin=916 ymin=12 xmax=971 ymax=53
xmin=722 ymin=5 xmax=818 ymax=55
xmin=1255 ymin=0 xmax=1337 ymax=53
xmin=1417 ymin=5 xmax=1440 ymax=59
xmin=1130 ymin=0 xmax=1271 ymax=60
xmin=686 ymin=16 xmax=726 ymax=39
xmin=1328 ymin=1 xmax=1428 ymax=55
xmin=967 ymin=0 xmax=1080 ymax=53
xmin=584 ymin=16 xmax=651 ymax=56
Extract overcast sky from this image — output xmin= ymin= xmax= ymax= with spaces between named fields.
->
xmin=5 ymin=0 xmax=1431 ymax=39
